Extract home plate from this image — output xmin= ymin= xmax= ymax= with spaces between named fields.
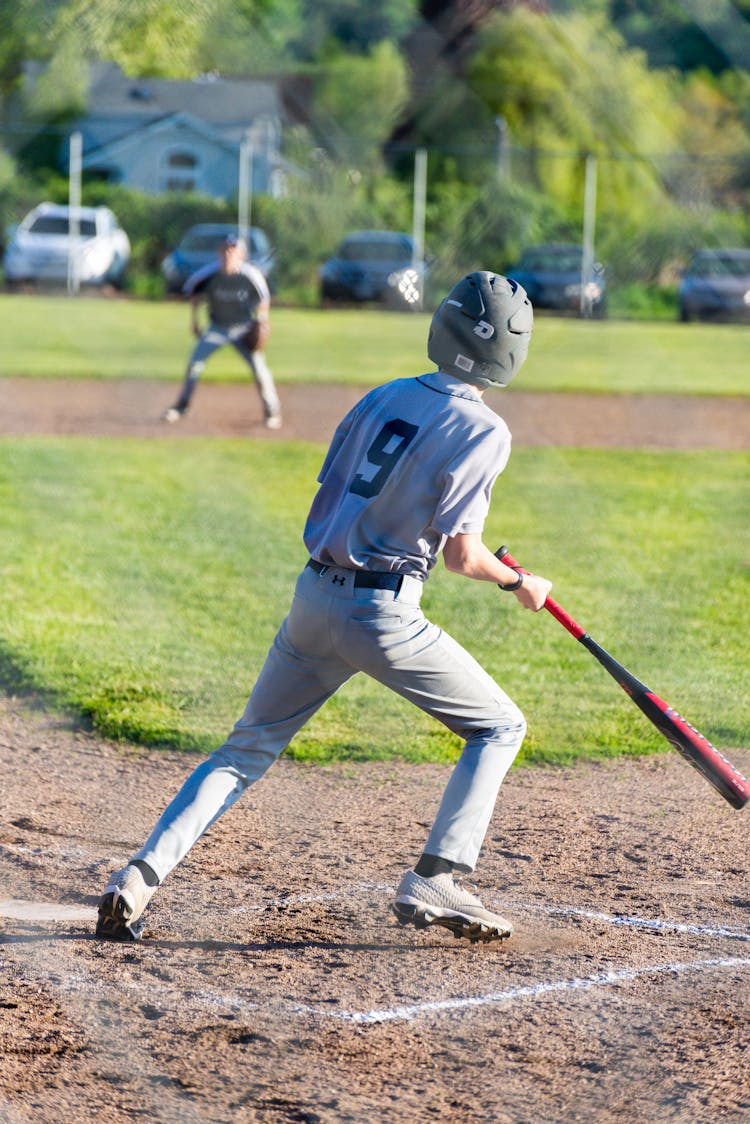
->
xmin=0 ymin=900 xmax=97 ymax=922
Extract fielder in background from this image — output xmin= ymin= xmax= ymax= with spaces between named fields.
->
xmin=162 ymin=232 xmax=282 ymax=430
xmin=99 ymin=271 xmax=552 ymax=945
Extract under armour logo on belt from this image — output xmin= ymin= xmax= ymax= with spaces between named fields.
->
xmin=331 ymin=574 xmax=346 ymax=585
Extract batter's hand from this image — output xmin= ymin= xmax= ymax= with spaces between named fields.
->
xmin=514 ymin=572 xmax=552 ymax=612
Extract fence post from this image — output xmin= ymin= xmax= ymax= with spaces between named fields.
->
xmin=67 ymin=131 xmax=82 ymax=296
xmin=412 ymin=147 xmax=427 ymax=310
xmin=238 ymin=133 xmax=253 ymax=245
xmin=581 ymin=153 xmax=597 ymax=318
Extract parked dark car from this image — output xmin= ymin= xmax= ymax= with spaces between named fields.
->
xmin=678 ymin=248 xmax=750 ymax=322
xmin=319 ymin=230 xmax=426 ymax=309
xmin=161 ymin=223 xmax=276 ymax=292
xmin=506 ymin=243 xmax=606 ymax=318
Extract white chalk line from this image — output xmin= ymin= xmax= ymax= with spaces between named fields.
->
xmin=3 ymin=836 xmax=748 ymax=945
xmin=2 ymin=878 xmax=748 ymax=945
xmin=293 ymin=956 xmax=750 ymax=1024
xmin=241 ymin=882 xmax=750 ymax=945
xmin=522 ymin=902 xmax=750 ymax=944
xmin=4 ymin=944 xmax=749 ymax=1031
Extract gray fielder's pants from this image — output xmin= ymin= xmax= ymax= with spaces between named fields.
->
xmin=134 ymin=563 xmax=526 ymax=881
xmin=175 ymin=323 xmax=281 ymax=419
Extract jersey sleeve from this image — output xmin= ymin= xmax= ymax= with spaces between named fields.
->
xmin=240 ymin=262 xmax=271 ymax=305
xmin=430 ymin=423 xmax=511 ymax=538
xmin=182 ymin=262 xmax=218 ymax=296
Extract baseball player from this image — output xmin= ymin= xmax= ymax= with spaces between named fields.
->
xmin=162 ymin=232 xmax=282 ymax=429
xmin=97 ymin=271 xmax=552 ymax=944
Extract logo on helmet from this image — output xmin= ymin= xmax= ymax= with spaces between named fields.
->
xmin=473 ymin=320 xmax=495 ymax=340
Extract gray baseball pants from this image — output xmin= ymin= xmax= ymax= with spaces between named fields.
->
xmin=175 ymin=323 xmax=281 ymax=419
xmin=134 ymin=562 xmax=526 ymax=881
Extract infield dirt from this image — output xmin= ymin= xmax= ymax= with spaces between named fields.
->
xmin=1 ymin=381 xmax=748 ymax=1122
xmin=1 ymin=695 xmax=749 ymax=1123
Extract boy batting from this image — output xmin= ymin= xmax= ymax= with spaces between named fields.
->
xmin=97 ymin=271 xmax=551 ymax=944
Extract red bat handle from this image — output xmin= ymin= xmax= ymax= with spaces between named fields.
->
xmin=496 ymin=546 xmax=586 ymax=639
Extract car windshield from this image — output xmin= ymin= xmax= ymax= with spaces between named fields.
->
xmin=689 ymin=253 xmax=750 ymax=278
xmin=339 ymin=238 xmax=412 ymax=263
xmin=181 ymin=231 xmax=235 ymax=252
xmin=180 ymin=230 xmax=266 ymax=256
xmin=518 ymin=248 xmax=582 ymax=272
xmin=28 ymin=215 xmax=98 ymax=237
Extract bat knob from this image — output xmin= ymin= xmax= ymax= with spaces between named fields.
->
xmin=495 ymin=545 xmax=509 ymax=561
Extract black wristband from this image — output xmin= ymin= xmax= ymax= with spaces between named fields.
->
xmin=497 ymin=569 xmax=524 ymax=591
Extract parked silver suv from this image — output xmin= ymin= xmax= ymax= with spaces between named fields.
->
xmin=3 ymin=202 xmax=131 ymax=288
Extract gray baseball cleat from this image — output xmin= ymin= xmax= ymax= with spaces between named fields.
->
xmin=393 ymin=870 xmax=513 ymax=943
xmin=96 ymin=864 xmax=155 ymax=942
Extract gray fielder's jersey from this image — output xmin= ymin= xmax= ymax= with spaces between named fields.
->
xmin=303 ymin=370 xmax=512 ymax=579
xmin=183 ymin=262 xmax=270 ymax=327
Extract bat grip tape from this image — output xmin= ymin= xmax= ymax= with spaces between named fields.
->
xmin=495 ymin=545 xmax=586 ymax=640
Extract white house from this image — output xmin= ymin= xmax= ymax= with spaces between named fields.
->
xmin=25 ymin=61 xmax=293 ymax=200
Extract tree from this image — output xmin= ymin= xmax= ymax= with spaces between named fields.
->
xmin=610 ymin=0 xmax=750 ymax=75
xmin=468 ymin=9 xmax=682 ymax=217
xmin=45 ymin=0 xmax=217 ymax=78
xmin=197 ymin=0 xmax=305 ymax=75
xmin=313 ymin=41 xmax=410 ymax=168
xmin=294 ymin=0 xmax=419 ymax=58
xmin=0 ymin=0 xmax=54 ymax=112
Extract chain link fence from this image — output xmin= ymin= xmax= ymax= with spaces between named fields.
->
xmin=1 ymin=120 xmax=749 ymax=315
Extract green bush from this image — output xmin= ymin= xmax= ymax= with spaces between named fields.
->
xmin=607 ymin=283 xmax=679 ymax=321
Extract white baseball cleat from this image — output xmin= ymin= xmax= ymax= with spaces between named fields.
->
xmin=161 ymin=406 xmax=184 ymax=423
xmin=96 ymin=864 xmax=155 ymax=942
xmin=393 ymin=870 xmax=513 ymax=943
xmin=264 ymin=413 xmax=282 ymax=430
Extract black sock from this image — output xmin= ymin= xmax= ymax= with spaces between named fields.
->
xmin=414 ymin=853 xmax=455 ymax=878
xmin=131 ymin=859 xmax=160 ymax=887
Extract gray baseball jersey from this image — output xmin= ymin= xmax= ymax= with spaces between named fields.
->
xmin=304 ymin=370 xmax=511 ymax=578
xmin=184 ymin=261 xmax=270 ymax=327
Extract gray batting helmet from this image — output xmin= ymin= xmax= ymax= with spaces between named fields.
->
xmin=427 ymin=271 xmax=533 ymax=389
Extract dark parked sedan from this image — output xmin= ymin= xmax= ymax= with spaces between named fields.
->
xmin=319 ymin=230 xmax=425 ymax=309
xmin=678 ymin=248 xmax=750 ymax=322
xmin=506 ymin=243 xmax=606 ymax=318
xmin=161 ymin=223 xmax=275 ymax=292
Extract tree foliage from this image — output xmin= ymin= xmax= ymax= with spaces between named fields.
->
xmin=469 ymin=9 xmax=682 ymax=216
xmin=2 ymin=0 xmax=750 ymax=300
xmin=313 ymin=41 xmax=410 ymax=167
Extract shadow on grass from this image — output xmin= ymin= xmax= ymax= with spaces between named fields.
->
xmin=0 ymin=637 xmax=207 ymax=753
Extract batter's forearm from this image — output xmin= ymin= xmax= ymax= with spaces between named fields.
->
xmin=443 ymin=533 xmax=551 ymax=610
xmin=443 ymin=534 xmax=517 ymax=583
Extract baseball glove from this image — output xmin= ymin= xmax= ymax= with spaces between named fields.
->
xmin=242 ymin=317 xmax=271 ymax=352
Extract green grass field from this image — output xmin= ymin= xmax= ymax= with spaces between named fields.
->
xmin=0 ymin=438 xmax=746 ymax=765
xmin=0 ymin=294 xmax=747 ymax=395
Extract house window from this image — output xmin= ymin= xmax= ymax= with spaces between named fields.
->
xmin=161 ymin=149 xmax=199 ymax=193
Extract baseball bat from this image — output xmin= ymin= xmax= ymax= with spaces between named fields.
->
xmin=496 ymin=546 xmax=749 ymax=810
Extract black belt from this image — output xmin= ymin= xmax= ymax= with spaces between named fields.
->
xmin=307 ymin=558 xmax=404 ymax=592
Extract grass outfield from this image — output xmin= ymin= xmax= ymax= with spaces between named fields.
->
xmin=0 ymin=293 xmax=748 ymax=395
xmin=0 ymin=437 xmax=746 ymax=766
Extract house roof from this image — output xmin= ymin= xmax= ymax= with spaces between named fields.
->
xmin=80 ymin=111 xmax=240 ymax=165
xmin=86 ymin=61 xmax=282 ymax=123
xmin=24 ymin=61 xmax=286 ymax=152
